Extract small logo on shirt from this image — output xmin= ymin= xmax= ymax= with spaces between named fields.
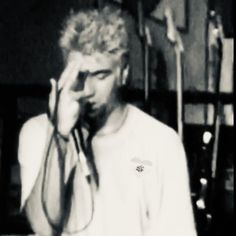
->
xmin=131 ymin=157 xmax=152 ymax=175
xmin=136 ymin=165 xmax=144 ymax=172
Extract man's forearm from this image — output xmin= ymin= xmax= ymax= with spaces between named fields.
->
xmin=25 ymin=135 xmax=68 ymax=235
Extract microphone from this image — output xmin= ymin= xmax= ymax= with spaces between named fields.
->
xmin=72 ymin=127 xmax=92 ymax=182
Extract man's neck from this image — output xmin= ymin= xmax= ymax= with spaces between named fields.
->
xmin=95 ymin=103 xmax=128 ymax=137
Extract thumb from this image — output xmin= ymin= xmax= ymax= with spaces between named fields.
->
xmin=49 ymin=78 xmax=58 ymax=118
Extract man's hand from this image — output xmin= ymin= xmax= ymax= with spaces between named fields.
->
xmin=49 ymin=53 xmax=85 ymax=138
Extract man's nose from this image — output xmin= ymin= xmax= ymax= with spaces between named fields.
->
xmin=83 ymin=78 xmax=95 ymax=98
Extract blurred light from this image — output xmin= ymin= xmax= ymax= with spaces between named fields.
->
xmin=196 ymin=199 xmax=206 ymax=210
xmin=200 ymin=178 xmax=208 ymax=185
xmin=203 ymin=131 xmax=212 ymax=144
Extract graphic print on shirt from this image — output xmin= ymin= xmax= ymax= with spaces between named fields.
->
xmin=131 ymin=157 xmax=153 ymax=177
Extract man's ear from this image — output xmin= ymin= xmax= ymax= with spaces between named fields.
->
xmin=120 ymin=64 xmax=129 ymax=86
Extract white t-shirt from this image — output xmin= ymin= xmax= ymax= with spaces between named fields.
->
xmin=18 ymin=104 xmax=197 ymax=236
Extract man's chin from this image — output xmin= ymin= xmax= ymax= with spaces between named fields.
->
xmin=86 ymin=109 xmax=99 ymax=118
xmin=82 ymin=106 xmax=108 ymax=130
xmin=83 ymin=106 xmax=104 ymax=120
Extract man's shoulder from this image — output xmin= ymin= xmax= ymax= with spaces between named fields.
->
xmin=20 ymin=113 xmax=48 ymax=134
xmin=128 ymin=105 xmax=183 ymax=164
xmin=19 ymin=113 xmax=50 ymax=148
xmin=128 ymin=104 xmax=178 ymax=140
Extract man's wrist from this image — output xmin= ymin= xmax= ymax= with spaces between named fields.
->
xmin=56 ymin=130 xmax=70 ymax=142
xmin=55 ymin=131 xmax=69 ymax=156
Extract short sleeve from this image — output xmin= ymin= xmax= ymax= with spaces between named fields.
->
xmin=145 ymin=130 xmax=197 ymax=236
xmin=18 ymin=114 xmax=52 ymax=210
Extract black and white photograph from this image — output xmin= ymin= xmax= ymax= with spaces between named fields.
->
xmin=0 ymin=0 xmax=234 ymax=235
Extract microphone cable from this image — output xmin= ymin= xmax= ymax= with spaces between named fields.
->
xmin=41 ymin=81 xmax=95 ymax=235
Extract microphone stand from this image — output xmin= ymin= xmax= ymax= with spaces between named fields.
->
xmin=137 ymin=0 xmax=152 ymax=113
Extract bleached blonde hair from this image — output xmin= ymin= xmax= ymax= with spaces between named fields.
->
xmin=59 ymin=4 xmax=135 ymax=63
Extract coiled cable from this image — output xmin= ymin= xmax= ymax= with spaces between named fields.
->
xmin=41 ymin=81 xmax=95 ymax=235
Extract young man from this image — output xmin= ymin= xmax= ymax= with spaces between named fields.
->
xmin=18 ymin=4 xmax=197 ymax=236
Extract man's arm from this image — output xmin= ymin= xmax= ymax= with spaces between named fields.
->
xmin=18 ymin=118 xmax=69 ymax=236
xmin=19 ymin=53 xmax=86 ymax=235
xmin=146 ymin=132 xmax=197 ymax=236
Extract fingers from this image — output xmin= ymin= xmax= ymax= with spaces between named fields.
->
xmin=70 ymin=90 xmax=86 ymax=101
xmin=58 ymin=53 xmax=83 ymax=91
xmin=58 ymin=61 xmax=77 ymax=90
xmin=49 ymin=78 xmax=61 ymax=121
xmin=49 ymin=78 xmax=57 ymax=116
